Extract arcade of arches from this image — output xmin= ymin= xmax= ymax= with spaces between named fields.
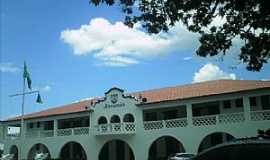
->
xmin=59 ymin=142 xmax=87 ymax=160
xmin=99 ymin=140 xmax=134 ymax=160
xmin=9 ymin=132 xmax=236 ymax=159
xmin=198 ymin=132 xmax=235 ymax=152
xmin=148 ymin=136 xmax=185 ymax=160
xmin=27 ymin=143 xmax=51 ymax=160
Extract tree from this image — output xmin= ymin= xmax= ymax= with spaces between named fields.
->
xmin=90 ymin=0 xmax=270 ymax=71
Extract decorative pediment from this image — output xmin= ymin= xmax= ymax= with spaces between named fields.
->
xmin=105 ymin=87 xmax=124 ymax=95
xmin=93 ymin=87 xmax=137 ymax=108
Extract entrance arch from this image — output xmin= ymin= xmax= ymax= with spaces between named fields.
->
xmin=27 ymin=143 xmax=51 ymax=160
xmin=9 ymin=145 xmax=18 ymax=160
xmin=99 ymin=139 xmax=134 ymax=160
xmin=148 ymin=136 xmax=185 ymax=160
xmin=59 ymin=141 xmax=87 ymax=160
xmin=198 ymin=132 xmax=234 ymax=153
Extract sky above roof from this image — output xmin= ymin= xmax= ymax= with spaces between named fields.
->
xmin=1 ymin=0 xmax=269 ymax=120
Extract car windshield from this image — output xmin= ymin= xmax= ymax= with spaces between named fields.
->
xmin=177 ymin=154 xmax=195 ymax=158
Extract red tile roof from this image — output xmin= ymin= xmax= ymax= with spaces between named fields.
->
xmin=6 ymin=80 xmax=270 ymax=121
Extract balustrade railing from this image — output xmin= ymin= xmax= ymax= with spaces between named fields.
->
xmin=165 ymin=118 xmax=188 ymax=128
xmin=40 ymin=130 xmax=54 ymax=138
xmin=57 ymin=128 xmax=72 ymax=136
xmin=193 ymin=115 xmax=217 ymax=126
xmin=251 ymin=109 xmax=270 ymax=121
xmin=24 ymin=127 xmax=90 ymax=138
xmin=218 ymin=112 xmax=245 ymax=124
xmin=144 ymin=118 xmax=187 ymax=130
xmin=193 ymin=112 xmax=246 ymax=126
xmin=74 ymin=127 xmax=90 ymax=135
xmin=5 ymin=133 xmax=20 ymax=140
xmin=95 ymin=123 xmax=136 ymax=135
xmin=25 ymin=130 xmax=54 ymax=138
xmin=5 ymin=109 xmax=270 ymax=139
xmin=144 ymin=121 xmax=163 ymax=130
xmin=143 ymin=112 xmax=248 ymax=129
xmin=57 ymin=127 xmax=90 ymax=136
xmin=25 ymin=131 xmax=39 ymax=138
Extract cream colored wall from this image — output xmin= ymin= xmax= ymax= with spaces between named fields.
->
xmin=1 ymin=88 xmax=269 ymax=160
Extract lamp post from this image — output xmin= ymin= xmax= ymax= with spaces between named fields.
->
xmin=9 ymin=62 xmax=43 ymax=160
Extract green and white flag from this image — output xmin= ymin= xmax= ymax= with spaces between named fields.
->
xmin=23 ymin=61 xmax=32 ymax=90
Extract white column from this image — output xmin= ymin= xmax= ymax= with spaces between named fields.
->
xmin=243 ymin=96 xmax=251 ymax=121
xmin=186 ymin=104 xmax=193 ymax=126
xmin=1 ymin=124 xmax=7 ymax=139
xmin=54 ymin=120 xmax=58 ymax=136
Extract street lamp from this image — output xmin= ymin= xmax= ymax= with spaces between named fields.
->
xmin=9 ymin=62 xmax=43 ymax=160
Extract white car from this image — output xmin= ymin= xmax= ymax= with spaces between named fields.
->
xmin=34 ymin=153 xmax=48 ymax=160
xmin=0 ymin=154 xmax=14 ymax=160
xmin=168 ymin=153 xmax=195 ymax=160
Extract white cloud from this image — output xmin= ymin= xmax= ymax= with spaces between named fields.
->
xmin=0 ymin=63 xmax=20 ymax=73
xmin=183 ymin=56 xmax=192 ymax=61
xmin=34 ymin=85 xmax=51 ymax=92
xmin=60 ymin=18 xmax=199 ymax=66
xmin=42 ymin=85 xmax=51 ymax=92
xmin=193 ymin=63 xmax=236 ymax=83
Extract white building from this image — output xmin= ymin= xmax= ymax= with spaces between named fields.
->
xmin=0 ymin=80 xmax=270 ymax=160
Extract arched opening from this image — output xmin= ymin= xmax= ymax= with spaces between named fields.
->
xmin=110 ymin=115 xmax=120 ymax=123
xmin=98 ymin=116 xmax=108 ymax=124
xmin=148 ymin=136 xmax=185 ymax=160
xmin=9 ymin=145 xmax=18 ymax=160
xmin=99 ymin=139 xmax=135 ymax=160
xmin=27 ymin=143 xmax=51 ymax=160
xmin=123 ymin=114 xmax=135 ymax=122
xmin=59 ymin=141 xmax=87 ymax=160
xmin=198 ymin=132 xmax=234 ymax=153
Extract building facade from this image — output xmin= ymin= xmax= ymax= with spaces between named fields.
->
xmin=0 ymin=80 xmax=270 ymax=160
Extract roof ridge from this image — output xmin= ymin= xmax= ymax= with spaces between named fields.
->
xmin=5 ymin=79 xmax=270 ymax=121
xmin=130 ymin=79 xmax=245 ymax=94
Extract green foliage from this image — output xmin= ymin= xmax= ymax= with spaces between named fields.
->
xmin=90 ymin=0 xmax=270 ymax=71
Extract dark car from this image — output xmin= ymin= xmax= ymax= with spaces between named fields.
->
xmin=194 ymin=137 xmax=270 ymax=160
xmin=168 ymin=153 xmax=195 ymax=160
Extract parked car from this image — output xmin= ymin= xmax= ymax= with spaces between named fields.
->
xmin=0 ymin=154 xmax=14 ymax=160
xmin=168 ymin=153 xmax=195 ymax=160
xmin=194 ymin=137 xmax=270 ymax=160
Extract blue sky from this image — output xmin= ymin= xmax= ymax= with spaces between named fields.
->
xmin=0 ymin=0 xmax=269 ymax=120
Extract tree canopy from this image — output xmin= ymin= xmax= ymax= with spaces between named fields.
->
xmin=90 ymin=0 xmax=270 ymax=71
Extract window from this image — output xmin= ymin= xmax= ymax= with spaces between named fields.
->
xmin=44 ymin=121 xmax=53 ymax=130
xmin=144 ymin=112 xmax=157 ymax=121
xmin=98 ymin=116 xmax=107 ymax=124
xmin=110 ymin=115 xmax=120 ymax=123
xmin=249 ymin=97 xmax=257 ymax=107
xmin=223 ymin=100 xmax=231 ymax=109
xmin=261 ymin=95 xmax=270 ymax=109
xmin=164 ymin=110 xmax=177 ymax=120
xmin=36 ymin=122 xmax=40 ymax=128
xmin=29 ymin=123 xmax=34 ymax=129
xmin=123 ymin=114 xmax=135 ymax=122
xmin=235 ymin=98 xmax=243 ymax=108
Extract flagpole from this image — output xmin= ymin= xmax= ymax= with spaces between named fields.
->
xmin=8 ymin=62 xmax=43 ymax=159
xmin=20 ymin=76 xmax=26 ymax=160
